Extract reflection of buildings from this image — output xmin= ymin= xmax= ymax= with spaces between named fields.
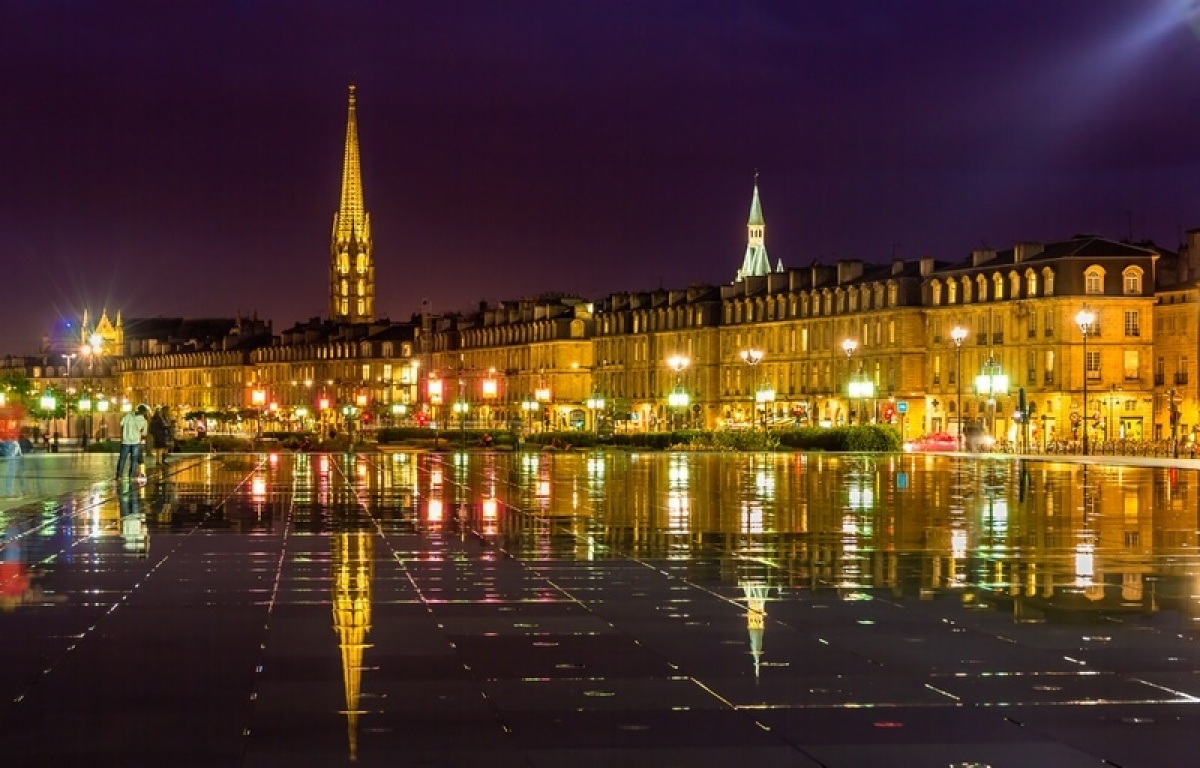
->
xmin=332 ymin=531 xmax=373 ymax=762
xmin=741 ymin=580 xmax=772 ymax=678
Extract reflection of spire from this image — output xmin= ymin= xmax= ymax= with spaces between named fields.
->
xmin=741 ymin=581 xmax=772 ymax=679
xmin=333 ymin=531 xmax=373 ymax=761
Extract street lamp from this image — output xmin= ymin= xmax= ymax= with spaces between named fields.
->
xmin=950 ymin=326 xmax=968 ymax=449
xmin=586 ymin=395 xmax=605 ymax=434
xmin=1075 ymin=307 xmax=1095 ymax=456
xmin=666 ymin=354 xmax=690 ymax=429
xmin=740 ymin=348 xmax=763 ymax=427
xmin=452 ymin=400 xmax=469 ymax=448
xmin=974 ymin=358 xmax=1009 ymax=446
xmin=841 ymin=339 xmax=858 ymax=424
xmin=521 ymin=398 xmax=539 ymax=438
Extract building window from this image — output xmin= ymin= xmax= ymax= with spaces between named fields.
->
xmin=993 ymin=273 xmax=1004 ymax=300
xmin=1086 ymin=349 xmax=1101 ymax=380
xmin=1124 ymin=350 xmax=1139 ymax=381
xmin=1124 ymin=310 xmax=1140 ymax=337
xmin=1026 ymin=269 xmax=1038 ymax=297
xmin=1044 ymin=350 xmax=1055 ymax=384
xmin=948 ymin=281 xmax=957 ymax=304
xmin=1085 ymin=267 xmax=1105 ymax=295
xmin=1123 ymin=267 xmax=1143 ymax=295
xmin=1043 ymin=268 xmax=1055 ymax=296
xmin=931 ymin=280 xmax=941 ymax=306
xmin=1028 ymin=313 xmax=1037 ymax=339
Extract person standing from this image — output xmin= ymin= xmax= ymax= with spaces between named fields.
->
xmin=116 ymin=404 xmax=149 ymax=482
xmin=148 ymin=406 xmax=175 ymax=470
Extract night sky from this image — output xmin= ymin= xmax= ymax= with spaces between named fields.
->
xmin=4 ymin=1 xmax=1200 ymax=355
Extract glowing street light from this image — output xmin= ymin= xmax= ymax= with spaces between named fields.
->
xmin=1076 ymin=307 xmax=1096 ymax=456
xmin=740 ymin=348 xmax=764 ymax=427
xmin=950 ymin=325 xmax=968 ymax=449
xmin=666 ymin=355 xmax=690 ymax=429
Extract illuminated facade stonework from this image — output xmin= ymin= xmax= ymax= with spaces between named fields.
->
xmin=330 ymin=85 xmax=375 ymax=324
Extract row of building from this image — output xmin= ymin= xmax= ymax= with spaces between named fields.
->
xmin=3 ymin=86 xmax=1198 ymax=447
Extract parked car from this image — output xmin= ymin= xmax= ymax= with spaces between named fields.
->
xmin=905 ymin=432 xmax=958 ymax=452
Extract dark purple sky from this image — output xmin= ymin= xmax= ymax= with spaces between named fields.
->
xmin=4 ymin=1 xmax=1200 ymax=354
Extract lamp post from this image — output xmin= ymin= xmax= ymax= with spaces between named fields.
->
xmin=1075 ymin=307 xmax=1095 ymax=456
xmin=974 ymin=358 xmax=1009 ymax=447
xmin=481 ymin=369 xmax=498 ymax=430
xmin=452 ymin=400 xmax=469 ymax=448
xmin=740 ymin=348 xmax=764 ymax=427
xmin=586 ymin=395 xmax=605 ymax=434
xmin=666 ymin=354 xmax=690 ymax=429
xmin=841 ymin=339 xmax=858 ymax=425
xmin=950 ymin=326 xmax=968 ymax=449
xmin=521 ymin=398 xmax=539 ymax=441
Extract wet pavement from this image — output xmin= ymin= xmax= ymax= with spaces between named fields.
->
xmin=2 ymin=450 xmax=1200 ymax=766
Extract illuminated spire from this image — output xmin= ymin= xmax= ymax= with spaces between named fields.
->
xmin=336 ymin=85 xmax=366 ymax=242
xmin=330 ymin=84 xmax=375 ymax=323
xmin=736 ymin=173 xmax=774 ymax=282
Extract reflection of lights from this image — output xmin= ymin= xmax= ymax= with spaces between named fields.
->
xmin=1074 ymin=542 xmax=1095 ymax=584
xmin=741 ymin=502 xmax=764 ymax=533
xmin=427 ymin=498 xmax=443 ymax=522
xmin=668 ymin=492 xmax=690 ymax=532
xmin=951 ymin=529 xmax=968 ymax=559
xmin=252 ymin=476 xmax=266 ymax=498
xmin=319 ymin=456 xmax=330 ymax=474
xmin=586 ymin=456 xmax=604 ymax=477
xmin=431 ymin=469 xmax=442 ymax=487
xmin=848 ymin=486 xmax=874 ymax=510
xmin=537 ymin=480 xmax=550 ymax=498
xmin=269 ymin=453 xmax=279 ymax=467
xmin=482 ymin=498 xmax=498 ymax=519
xmin=754 ymin=470 xmax=773 ymax=495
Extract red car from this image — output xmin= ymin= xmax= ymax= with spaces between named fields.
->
xmin=906 ymin=432 xmax=958 ymax=452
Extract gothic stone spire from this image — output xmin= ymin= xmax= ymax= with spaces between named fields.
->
xmin=330 ymin=84 xmax=375 ymax=323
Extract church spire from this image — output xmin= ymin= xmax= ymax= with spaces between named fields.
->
xmin=735 ymin=173 xmax=774 ymax=282
xmin=330 ymin=84 xmax=375 ymax=323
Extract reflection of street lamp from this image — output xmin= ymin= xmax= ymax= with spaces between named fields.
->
xmin=950 ymin=326 xmax=968 ymax=449
xmin=1075 ymin=307 xmax=1095 ymax=456
xmin=740 ymin=348 xmax=763 ymax=427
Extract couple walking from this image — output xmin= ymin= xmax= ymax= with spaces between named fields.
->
xmin=116 ymin=405 xmax=175 ymax=482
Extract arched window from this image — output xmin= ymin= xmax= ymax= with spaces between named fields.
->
xmin=962 ymin=276 xmax=972 ymax=303
xmin=1122 ymin=266 xmax=1144 ymax=295
xmin=1025 ymin=269 xmax=1038 ymax=297
xmin=976 ymin=274 xmax=988 ymax=301
xmin=947 ymin=280 xmax=957 ymax=304
xmin=1043 ymin=268 xmax=1055 ymax=296
xmin=1084 ymin=265 xmax=1105 ymax=295
xmin=931 ymin=280 xmax=942 ymax=306
xmin=993 ymin=273 xmax=1004 ymax=300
